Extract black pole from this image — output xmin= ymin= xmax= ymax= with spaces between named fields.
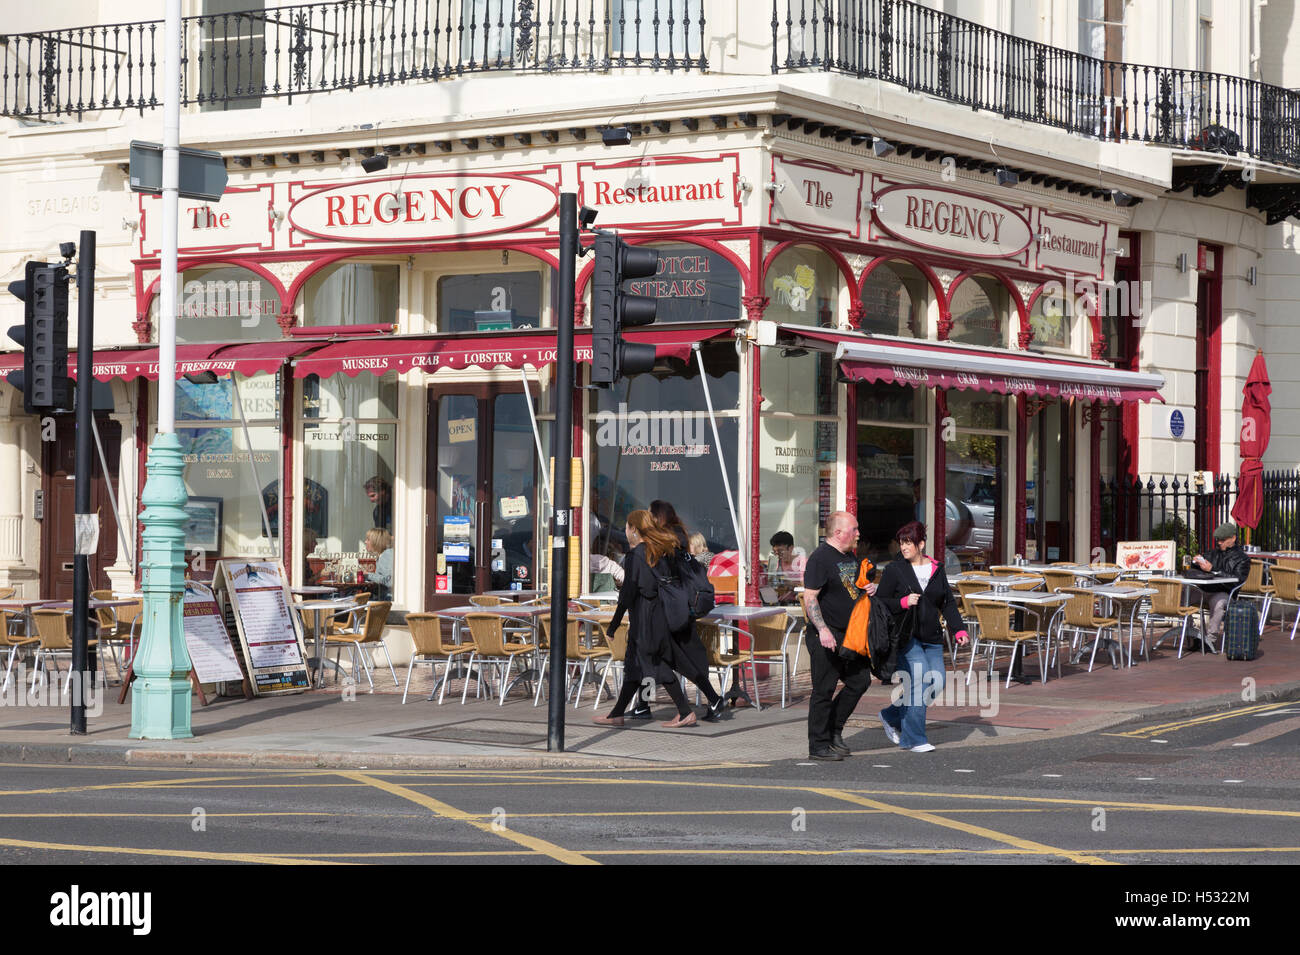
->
xmin=71 ymin=229 xmax=95 ymax=736
xmin=547 ymin=196 xmax=578 ymax=752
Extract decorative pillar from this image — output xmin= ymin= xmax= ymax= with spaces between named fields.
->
xmin=130 ymin=433 xmax=193 ymax=739
xmin=1017 ymin=327 xmax=1034 ymax=350
xmin=573 ymin=301 xmax=587 ymax=326
xmin=132 ymin=311 xmax=152 ymax=344
xmin=1015 ymin=397 xmax=1029 ymax=558
xmin=932 ymin=391 xmax=948 ymax=563
xmin=0 ymin=415 xmax=27 ymax=592
xmin=743 ymin=296 xmax=768 ymax=598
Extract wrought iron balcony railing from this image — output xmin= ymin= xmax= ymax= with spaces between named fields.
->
xmin=5 ymin=0 xmax=1300 ymax=172
xmin=772 ymin=0 xmax=1300 ymax=168
xmin=1 ymin=0 xmax=706 ymax=118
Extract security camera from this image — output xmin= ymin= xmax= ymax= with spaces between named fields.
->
xmin=579 ymin=205 xmax=598 ymax=228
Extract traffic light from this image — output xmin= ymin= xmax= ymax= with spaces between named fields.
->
xmin=7 ymin=261 xmax=71 ymax=413
xmin=591 ymin=233 xmax=660 ymax=386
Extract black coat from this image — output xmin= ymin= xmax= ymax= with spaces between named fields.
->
xmin=1200 ymin=544 xmax=1250 ymax=592
xmin=876 ymin=555 xmax=966 ymax=647
xmin=609 ymin=544 xmax=708 ymax=685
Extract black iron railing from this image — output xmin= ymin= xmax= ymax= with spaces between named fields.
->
xmin=772 ymin=0 xmax=1300 ymax=168
xmin=1099 ymin=471 xmax=1300 ymax=560
xmin=1 ymin=0 xmax=707 ymax=118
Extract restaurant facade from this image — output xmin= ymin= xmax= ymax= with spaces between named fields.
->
xmin=1 ymin=0 xmax=1289 ymax=613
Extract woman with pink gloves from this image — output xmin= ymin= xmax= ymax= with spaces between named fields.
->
xmin=875 ymin=521 xmax=969 ymax=753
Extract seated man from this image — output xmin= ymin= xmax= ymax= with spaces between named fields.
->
xmin=767 ymin=531 xmax=807 ymax=605
xmin=1191 ymin=522 xmax=1250 ymax=650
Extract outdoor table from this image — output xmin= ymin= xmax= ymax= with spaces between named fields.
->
xmin=432 ymin=604 xmax=550 ymax=699
xmin=702 ymin=604 xmax=789 ymax=707
xmin=294 ymin=598 xmax=358 ymax=687
xmin=291 ymin=585 xmax=337 ymax=597
xmin=578 ymin=592 xmax=620 ymax=604
xmin=967 ymin=589 xmax=1070 ymax=683
xmin=1154 ymin=575 xmax=1239 ymax=657
xmin=1080 ymin=584 xmax=1158 ymax=667
xmin=952 ymin=573 xmax=1044 ymax=588
xmin=484 ymin=589 xmax=545 ymax=599
xmin=0 ymin=598 xmax=59 ymax=641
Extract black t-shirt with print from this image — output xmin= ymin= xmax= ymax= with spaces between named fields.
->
xmin=802 ymin=541 xmax=861 ymax=639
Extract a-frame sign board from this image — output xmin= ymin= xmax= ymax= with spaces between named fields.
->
xmin=212 ymin=559 xmax=311 ymax=696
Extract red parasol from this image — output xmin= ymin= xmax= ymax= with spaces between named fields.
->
xmin=1230 ymin=351 xmax=1272 ymax=529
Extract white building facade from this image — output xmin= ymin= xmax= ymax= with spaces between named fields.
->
xmin=1 ymin=0 xmax=1295 ymax=611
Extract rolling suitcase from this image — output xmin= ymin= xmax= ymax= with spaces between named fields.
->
xmin=1224 ymin=600 xmax=1260 ymax=661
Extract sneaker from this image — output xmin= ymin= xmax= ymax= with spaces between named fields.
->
xmin=627 ymin=705 xmax=653 ymax=720
xmin=878 ymin=712 xmax=900 ymax=745
xmin=808 ymin=748 xmax=844 ymax=761
xmin=907 ymin=743 xmax=936 ymax=753
xmin=829 ymin=734 xmax=851 ymax=756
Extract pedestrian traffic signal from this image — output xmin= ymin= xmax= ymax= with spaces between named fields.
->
xmin=591 ymin=234 xmax=660 ymax=387
xmin=7 ymin=261 xmax=71 ymax=413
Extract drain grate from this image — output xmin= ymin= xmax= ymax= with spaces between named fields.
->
xmin=1075 ymin=753 xmax=1189 ymax=764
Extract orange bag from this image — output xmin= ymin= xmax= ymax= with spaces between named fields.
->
xmin=840 ymin=558 xmax=875 ymax=659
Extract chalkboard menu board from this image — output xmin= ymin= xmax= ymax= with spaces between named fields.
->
xmin=213 ymin=560 xmax=311 ymax=695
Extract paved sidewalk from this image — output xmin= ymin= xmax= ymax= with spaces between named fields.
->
xmin=1 ymin=621 xmax=1297 ymax=769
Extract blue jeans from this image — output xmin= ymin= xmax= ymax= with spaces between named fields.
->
xmin=880 ymin=640 xmax=945 ymax=748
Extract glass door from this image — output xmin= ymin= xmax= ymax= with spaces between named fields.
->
xmin=425 ymin=383 xmax=539 ymax=608
xmin=1026 ymin=401 xmax=1073 ymax=562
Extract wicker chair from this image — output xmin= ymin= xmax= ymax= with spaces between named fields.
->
xmin=462 ymin=612 xmax=538 ymax=705
xmin=324 ymin=600 xmax=395 ymax=689
xmin=0 ymin=611 xmax=38 ymax=694
xmin=1238 ymin=560 xmax=1275 ymax=633
xmin=535 ymin=615 xmax=612 ymax=709
xmin=1090 ymin=562 xmax=1123 ymax=584
xmin=747 ymin=612 xmax=797 ymax=708
xmin=697 ymin=620 xmax=756 ymax=706
xmin=29 ymin=609 xmax=102 ymax=697
xmin=1147 ymin=578 xmax=1203 ymax=658
xmin=402 ymin=613 xmax=476 ymax=705
xmin=592 ymin=620 xmax=629 ymax=710
xmin=1268 ymin=566 xmax=1300 ymax=641
xmin=969 ymin=601 xmax=1041 ymax=688
xmin=1057 ymin=588 xmax=1120 ymax=672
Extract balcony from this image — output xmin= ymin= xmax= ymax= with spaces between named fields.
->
xmin=4 ymin=0 xmax=1299 ymax=170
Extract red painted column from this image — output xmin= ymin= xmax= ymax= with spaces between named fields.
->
xmin=743 ymin=295 xmax=769 ymax=597
xmin=1015 ymin=398 xmax=1028 ymax=558
xmin=1089 ymin=401 xmax=1102 ymax=559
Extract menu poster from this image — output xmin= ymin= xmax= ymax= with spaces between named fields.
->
xmin=215 ymin=559 xmax=311 ymax=695
xmin=1116 ymin=540 xmax=1175 ymax=573
xmin=182 ymin=582 xmax=245 ymax=685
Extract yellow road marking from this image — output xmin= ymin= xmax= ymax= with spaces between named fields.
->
xmin=1105 ymin=700 xmax=1300 ymax=739
xmin=338 ymin=771 xmax=599 ymax=866
xmin=0 ymin=835 xmax=342 ymax=865
xmin=808 ymin=787 xmax=1117 ymax=865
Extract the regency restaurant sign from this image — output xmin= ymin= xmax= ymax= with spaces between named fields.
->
xmin=871 ymin=183 xmax=1033 ymax=260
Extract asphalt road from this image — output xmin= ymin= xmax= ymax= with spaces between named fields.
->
xmin=0 ymin=700 xmax=1296 ymax=872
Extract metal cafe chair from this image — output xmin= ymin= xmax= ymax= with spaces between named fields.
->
xmin=1146 ymin=579 xmax=1202 ymax=658
xmin=745 ymin=612 xmax=797 ymax=708
xmin=1238 ymin=559 xmax=1275 ymax=634
xmin=461 ymin=612 xmax=537 ymax=705
xmin=324 ymin=601 xmax=396 ymax=690
xmin=592 ymin=623 xmax=629 ymax=711
xmin=534 ymin=615 xmax=612 ymax=709
xmin=1057 ymin=587 xmax=1121 ymax=672
xmin=29 ymin=609 xmax=103 ymax=697
xmin=1268 ymin=567 xmax=1300 ymax=642
xmin=969 ymin=601 xmax=1042 ymax=688
xmin=1 ymin=611 xmax=38 ymax=694
xmin=402 ymin=613 xmax=477 ymax=705
xmin=696 ymin=620 xmax=757 ymax=708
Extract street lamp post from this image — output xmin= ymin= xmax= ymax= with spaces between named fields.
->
xmin=129 ymin=0 xmax=191 ymax=739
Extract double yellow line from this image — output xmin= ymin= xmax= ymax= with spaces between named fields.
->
xmin=1105 ymin=700 xmax=1299 ymax=739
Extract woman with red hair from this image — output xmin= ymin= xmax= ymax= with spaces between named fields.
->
xmin=594 ymin=509 xmax=700 ymax=728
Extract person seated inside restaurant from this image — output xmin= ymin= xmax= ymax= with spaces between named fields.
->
xmin=767 ymin=530 xmax=807 ymax=604
xmin=688 ymin=532 xmax=713 ymax=567
xmin=365 ymin=527 xmax=394 ymax=601
xmin=365 ymin=476 xmax=393 ymax=531
xmin=1191 ymin=522 xmax=1250 ymax=650
xmin=301 ymin=528 xmax=321 ymax=585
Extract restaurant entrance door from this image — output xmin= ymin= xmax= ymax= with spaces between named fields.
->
xmin=424 ymin=381 xmax=540 ymax=609
xmin=40 ymin=414 xmax=121 ymax=599
xmin=1025 ymin=400 xmax=1073 ymax=563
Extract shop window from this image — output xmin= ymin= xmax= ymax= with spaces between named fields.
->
xmin=439 ymin=270 xmax=543 ymax=332
xmin=761 ymin=416 xmax=838 ymax=565
xmin=155 ymin=374 xmax=282 ymax=561
xmin=765 ymin=245 xmax=842 ymax=327
xmin=946 ymin=391 xmax=1009 ymax=570
xmin=858 ymin=262 xmax=928 ymax=338
xmin=155 ymin=265 xmax=280 ymax=343
xmin=1027 ymin=289 xmax=1074 ymax=352
xmin=300 ymin=262 xmax=399 ymax=327
xmin=301 ymin=371 xmax=400 ymax=593
xmin=461 ymin=1 xmax=516 ymax=63
xmin=761 ymin=348 xmax=835 ymax=417
xmin=948 ymin=275 xmax=1008 ymax=348
xmin=856 ymin=383 xmax=928 ymax=567
xmin=637 ymin=243 xmax=742 ymax=324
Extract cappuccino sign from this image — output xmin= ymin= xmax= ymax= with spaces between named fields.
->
xmin=871 ymin=182 xmax=1032 ymax=261
xmin=287 ymin=169 xmax=560 ymax=247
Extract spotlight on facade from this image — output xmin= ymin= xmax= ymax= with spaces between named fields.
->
xmin=995 ymin=167 xmax=1020 ymax=187
xmin=361 ymin=153 xmax=389 ymax=173
xmin=1111 ymin=189 xmax=1138 ymax=207
xmin=601 ymin=126 xmax=633 ymax=146
xmin=872 ymin=138 xmax=895 ymax=157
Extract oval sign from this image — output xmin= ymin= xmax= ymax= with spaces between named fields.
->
xmin=289 ymin=172 xmax=558 ymax=243
xmin=873 ymin=184 xmax=1032 ymax=260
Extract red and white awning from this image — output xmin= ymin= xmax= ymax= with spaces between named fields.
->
xmin=291 ymin=325 xmax=734 ymax=379
xmin=787 ymin=327 xmax=1165 ymax=404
